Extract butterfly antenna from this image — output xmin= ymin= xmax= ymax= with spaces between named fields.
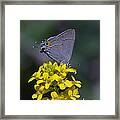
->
xmin=32 ymin=41 xmax=39 ymax=49
xmin=44 ymin=39 xmax=47 ymax=43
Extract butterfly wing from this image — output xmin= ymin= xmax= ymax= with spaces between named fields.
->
xmin=46 ymin=29 xmax=75 ymax=64
xmin=45 ymin=49 xmax=66 ymax=63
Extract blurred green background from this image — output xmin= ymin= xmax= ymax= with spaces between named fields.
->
xmin=20 ymin=20 xmax=100 ymax=100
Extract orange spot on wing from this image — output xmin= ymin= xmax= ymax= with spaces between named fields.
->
xmin=48 ymin=41 xmax=52 ymax=46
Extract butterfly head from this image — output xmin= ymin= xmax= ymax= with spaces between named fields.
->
xmin=40 ymin=40 xmax=48 ymax=53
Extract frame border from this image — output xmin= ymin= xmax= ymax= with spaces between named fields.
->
xmin=0 ymin=0 xmax=119 ymax=119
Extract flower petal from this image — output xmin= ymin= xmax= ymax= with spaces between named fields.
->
xmin=34 ymin=84 xmax=39 ymax=90
xmin=76 ymin=80 xmax=81 ymax=83
xmin=32 ymin=94 xmax=37 ymax=99
xmin=75 ymin=95 xmax=80 ymax=98
xmin=37 ymin=80 xmax=44 ymax=84
xmin=48 ymin=61 xmax=52 ymax=66
xmin=37 ymin=94 xmax=43 ymax=100
xmin=28 ymin=77 xmax=35 ymax=83
xmin=43 ymin=72 xmax=49 ymax=80
xmin=66 ymin=68 xmax=76 ymax=73
xmin=70 ymin=96 xmax=76 ymax=100
xmin=50 ymin=74 xmax=61 ymax=81
xmin=43 ymin=63 xmax=47 ymax=68
xmin=61 ymin=64 xmax=66 ymax=70
xmin=53 ymin=62 xmax=58 ymax=67
xmin=73 ymin=89 xmax=79 ymax=95
xmin=71 ymin=75 xmax=76 ymax=81
xmin=32 ymin=72 xmax=37 ymax=77
xmin=75 ymin=83 xmax=81 ymax=88
xmin=39 ymin=86 xmax=44 ymax=91
xmin=68 ymin=90 xmax=72 ymax=96
xmin=45 ymin=83 xmax=50 ymax=89
xmin=58 ymin=83 xmax=66 ymax=90
xmin=64 ymin=80 xmax=73 ymax=87
xmin=61 ymin=72 xmax=67 ymax=77
xmin=55 ymin=66 xmax=61 ymax=72
xmin=51 ymin=91 xmax=58 ymax=99
xmin=38 ymin=66 xmax=43 ymax=72
xmin=36 ymin=72 xmax=41 ymax=79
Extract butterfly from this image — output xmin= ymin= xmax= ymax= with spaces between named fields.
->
xmin=40 ymin=29 xmax=75 ymax=65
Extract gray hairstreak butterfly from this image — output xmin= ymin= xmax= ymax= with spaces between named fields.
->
xmin=40 ymin=29 xmax=75 ymax=65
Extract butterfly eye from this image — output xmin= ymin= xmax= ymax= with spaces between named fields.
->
xmin=45 ymin=42 xmax=48 ymax=45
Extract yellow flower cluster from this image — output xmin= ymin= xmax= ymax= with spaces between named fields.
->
xmin=28 ymin=61 xmax=82 ymax=100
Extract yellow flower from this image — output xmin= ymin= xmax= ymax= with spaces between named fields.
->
xmin=43 ymin=72 xmax=49 ymax=80
xmin=48 ymin=61 xmax=52 ymax=66
xmin=49 ymin=74 xmax=61 ymax=82
xmin=58 ymin=83 xmax=66 ymax=90
xmin=55 ymin=65 xmax=61 ymax=72
xmin=28 ymin=61 xmax=82 ymax=100
xmin=68 ymin=88 xmax=80 ymax=100
xmin=37 ymin=94 xmax=43 ymax=100
xmin=37 ymin=80 xmax=44 ymax=84
xmin=45 ymin=83 xmax=50 ymax=89
xmin=32 ymin=94 xmax=37 ymax=99
xmin=55 ymin=63 xmax=66 ymax=73
xmin=51 ymin=91 xmax=59 ymax=100
xmin=28 ymin=77 xmax=35 ymax=83
xmin=65 ymin=68 xmax=76 ymax=74
xmin=33 ymin=72 xmax=42 ymax=79
xmin=58 ymin=79 xmax=73 ymax=90
xmin=38 ymin=66 xmax=43 ymax=72
xmin=61 ymin=72 xmax=67 ymax=77
xmin=34 ymin=84 xmax=39 ymax=90
xmin=43 ymin=63 xmax=48 ymax=68
xmin=68 ymin=90 xmax=73 ymax=96
xmin=64 ymin=80 xmax=73 ymax=87
xmin=61 ymin=64 xmax=67 ymax=70
xmin=71 ymin=75 xmax=81 ymax=88
xmin=39 ymin=85 xmax=44 ymax=91
xmin=53 ymin=62 xmax=58 ymax=67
